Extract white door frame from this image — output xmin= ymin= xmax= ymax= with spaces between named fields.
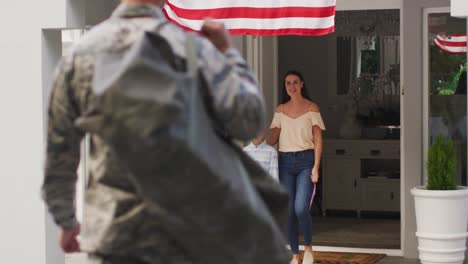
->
xmin=244 ymin=35 xmax=279 ymax=123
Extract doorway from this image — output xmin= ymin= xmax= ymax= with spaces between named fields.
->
xmin=253 ymin=7 xmax=403 ymax=254
xmin=278 ymin=8 xmax=401 ymax=251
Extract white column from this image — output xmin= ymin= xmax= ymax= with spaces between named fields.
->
xmin=451 ymin=0 xmax=468 ymax=123
xmin=0 ymin=1 xmax=117 ymax=264
xmin=0 ymin=3 xmax=59 ymax=263
xmin=259 ymin=37 xmax=278 ymax=125
xmin=451 ymin=0 xmax=468 ymax=18
xmin=451 ymin=1 xmax=468 ymax=261
xmin=450 ymin=0 xmax=468 ymax=99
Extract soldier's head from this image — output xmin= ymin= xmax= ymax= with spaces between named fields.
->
xmin=122 ymin=0 xmax=166 ymax=7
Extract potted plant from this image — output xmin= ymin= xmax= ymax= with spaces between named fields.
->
xmin=411 ymin=135 xmax=468 ymax=264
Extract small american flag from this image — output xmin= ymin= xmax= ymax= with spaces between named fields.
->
xmin=164 ymin=0 xmax=336 ymax=36
xmin=309 ymin=183 xmax=317 ymax=210
xmin=434 ymin=34 xmax=467 ymax=55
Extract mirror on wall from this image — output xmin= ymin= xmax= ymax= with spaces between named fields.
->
xmin=334 ymin=10 xmax=401 ymax=131
xmin=335 ymin=10 xmax=400 ymax=96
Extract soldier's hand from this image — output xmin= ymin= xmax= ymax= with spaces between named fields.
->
xmin=201 ymin=20 xmax=232 ymax=53
xmin=59 ymin=225 xmax=81 ymax=253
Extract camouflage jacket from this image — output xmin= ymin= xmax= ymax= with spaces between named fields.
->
xmin=42 ymin=3 xmax=265 ymax=262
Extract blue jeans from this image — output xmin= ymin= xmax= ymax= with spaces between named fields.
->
xmin=279 ymin=149 xmax=314 ymax=254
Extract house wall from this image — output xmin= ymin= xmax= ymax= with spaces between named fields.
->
xmin=401 ymin=0 xmax=451 ymax=259
xmin=450 ymin=0 xmax=468 ymax=262
xmin=0 ymin=1 xmax=118 ymax=264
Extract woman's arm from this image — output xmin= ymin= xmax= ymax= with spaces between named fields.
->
xmin=309 ymin=103 xmax=323 ymax=183
xmin=311 ymin=126 xmax=323 ymax=183
xmin=266 ymin=105 xmax=283 ymax=146
xmin=266 ymin=128 xmax=281 ymax=146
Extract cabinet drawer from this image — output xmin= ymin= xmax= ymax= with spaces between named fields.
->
xmin=323 ymin=142 xmax=357 ymax=157
xmin=324 ymin=147 xmax=351 ymax=157
xmin=356 ymin=141 xmax=400 ymax=158
xmin=360 ymin=179 xmax=400 ymax=212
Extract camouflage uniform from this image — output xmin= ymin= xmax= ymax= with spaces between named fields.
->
xmin=42 ymin=3 xmax=265 ymax=263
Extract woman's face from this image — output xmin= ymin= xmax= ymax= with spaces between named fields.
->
xmin=285 ymin=74 xmax=304 ymax=98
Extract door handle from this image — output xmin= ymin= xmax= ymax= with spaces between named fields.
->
xmin=370 ymin=150 xmax=381 ymax=156
xmin=390 ymin=192 xmax=394 ymax=200
xmin=336 ymin=149 xmax=346 ymax=155
xmin=354 ymin=179 xmax=357 ymax=188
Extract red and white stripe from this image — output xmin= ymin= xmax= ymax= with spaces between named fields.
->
xmin=164 ymin=0 xmax=336 ymax=36
xmin=434 ymin=34 xmax=467 ymax=55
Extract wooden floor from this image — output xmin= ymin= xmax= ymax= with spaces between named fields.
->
xmin=309 ymin=216 xmax=400 ymax=249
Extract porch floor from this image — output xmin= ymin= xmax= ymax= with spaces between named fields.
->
xmin=66 ymin=254 xmax=419 ymax=263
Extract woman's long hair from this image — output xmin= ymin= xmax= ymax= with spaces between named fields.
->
xmin=280 ymin=70 xmax=311 ymax=104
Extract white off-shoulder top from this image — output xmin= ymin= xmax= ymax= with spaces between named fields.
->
xmin=270 ymin=111 xmax=326 ymax=152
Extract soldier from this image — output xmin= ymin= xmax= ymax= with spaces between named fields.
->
xmin=42 ymin=0 xmax=269 ymax=263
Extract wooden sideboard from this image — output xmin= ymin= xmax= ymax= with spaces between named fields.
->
xmin=322 ymin=139 xmax=400 ymax=217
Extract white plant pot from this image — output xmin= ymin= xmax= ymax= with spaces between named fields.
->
xmin=411 ymin=186 xmax=468 ymax=264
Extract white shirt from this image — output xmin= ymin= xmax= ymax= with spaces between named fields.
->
xmin=243 ymin=141 xmax=279 ymax=182
xmin=270 ymin=111 xmax=326 ymax=152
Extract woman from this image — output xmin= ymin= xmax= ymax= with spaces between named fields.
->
xmin=267 ymin=70 xmax=325 ymax=264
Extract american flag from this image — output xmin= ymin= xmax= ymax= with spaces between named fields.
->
xmin=163 ymin=0 xmax=336 ymax=36
xmin=434 ymin=34 xmax=467 ymax=55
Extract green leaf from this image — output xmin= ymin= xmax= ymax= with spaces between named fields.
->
xmin=426 ymin=134 xmax=457 ymax=190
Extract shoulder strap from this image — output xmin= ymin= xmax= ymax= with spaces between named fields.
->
xmin=186 ymin=33 xmax=198 ymax=78
xmin=127 ymin=19 xmax=169 ymax=34
xmin=152 ymin=21 xmax=170 ymax=34
xmin=186 ymin=33 xmax=199 ymax=143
